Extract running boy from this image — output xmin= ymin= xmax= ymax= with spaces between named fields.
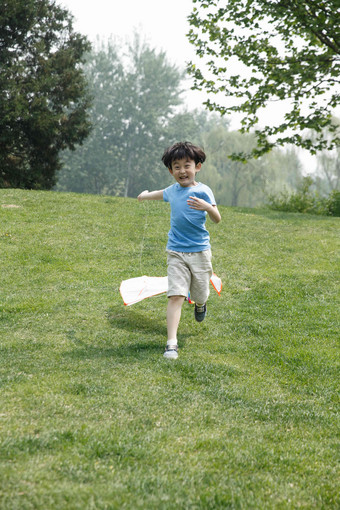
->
xmin=137 ymin=142 xmax=221 ymax=359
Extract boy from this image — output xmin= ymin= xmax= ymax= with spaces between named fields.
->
xmin=137 ymin=142 xmax=221 ymax=359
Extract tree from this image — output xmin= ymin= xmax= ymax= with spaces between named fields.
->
xmin=187 ymin=0 xmax=340 ymax=159
xmin=316 ymin=149 xmax=340 ymax=193
xmin=57 ymin=36 xmax=202 ymax=197
xmin=264 ymin=147 xmax=303 ymax=196
xmin=197 ymin=118 xmax=303 ymax=207
xmin=117 ymin=35 xmax=183 ymax=197
xmin=200 ymin=124 xmax=261 ymax=206
xmin=312 ymin=118 xmax=340 ymax=193
xmin=0 ymin=0 xmax=92 ymax=189
xmin=57 ymin=39 xmax=127 ymax=195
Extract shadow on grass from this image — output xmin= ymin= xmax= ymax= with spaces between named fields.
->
xmin=63 ymin=305 xmax=182 ymax=362
xmin=108 ymin=304 xmax=192 ymax=343
xmin=63 ymin=341 xmax=163 ymax=362
xmin=106 ymin=305 xmax=168 ymax=337
xmin=62 ymin=305 xmax=193 ymax=362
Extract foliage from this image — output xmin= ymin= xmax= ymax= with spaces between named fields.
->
xmin=57 ymin=36 xmax=202 ymax=197
xmin=262 ymin=146 xmax=304 ymax=195
xmin=187 ymin=0 xmax=340 ymax=159
xmin=316 ymin=149 xmax=340 ymax=193
xmin=58 ymin=71 xmax=304 ymax=207
xmin=326 ymin=189 xmax=340 ymax=216
xmin=313 ymin=118 xmax=340 ymax=193
xmin=266 ymin=176 xmax=340 ymax=215
xmin=0 ymin=0 xmax=92 ymax=190
xmin=55 ymin=33 xmax=306 ymax=204
xmin=56 ymin=38 xmax=128 ymax=196
xmin=0 ymin=188 xmax=339 ymax=508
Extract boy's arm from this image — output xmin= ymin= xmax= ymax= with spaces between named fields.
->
xmin=137 ymin=190 xmax=164 ymax=201
xmin=187 ymin=196 xmax=221 ymax=224
xmin=206 ymin=204 xmax=221 ymax=224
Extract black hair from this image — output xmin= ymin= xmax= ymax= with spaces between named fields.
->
xmin=161 ymin=141 xmax=206 ymax=169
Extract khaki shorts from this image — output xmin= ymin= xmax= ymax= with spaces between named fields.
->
xmin=167 ymin=249 xmax=213 ymax=304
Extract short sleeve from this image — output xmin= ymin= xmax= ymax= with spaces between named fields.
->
xmin=205 ymin=187 xmax=216 ymax=206
xmin=163 ymin=184 xmax=174 ymax=203
xmin=192 ymin=184 xmax=216 ymax=206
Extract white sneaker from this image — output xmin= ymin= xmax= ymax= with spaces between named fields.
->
xmin=163 ymin=345 xmax=178 ymax=359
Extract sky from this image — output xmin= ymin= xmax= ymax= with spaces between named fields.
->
xmin=59 ymin=0 xmax=318 ymax=172
xmin=60 ymin=0 xmax=196 ymax=65
xmin=60 ymin=0 xmax=208 ymax=109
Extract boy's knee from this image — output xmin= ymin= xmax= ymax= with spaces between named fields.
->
xmin=168 ymin=295 xmax=186 ymax=306
xmin=190 ymin=279 xmax=210 ymax=304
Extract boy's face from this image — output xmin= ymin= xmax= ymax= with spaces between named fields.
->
xmin=168 ymin=158 xmax=201 ymax=187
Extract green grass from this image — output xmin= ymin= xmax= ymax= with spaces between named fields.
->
xmin=0 ymin=188 xmax=339 ymax=509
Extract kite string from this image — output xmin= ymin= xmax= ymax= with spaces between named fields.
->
xmin=139 ymin=200 xmax=149 ymax=274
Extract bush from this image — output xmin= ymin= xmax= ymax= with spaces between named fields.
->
xmin=266 ymin=177 xmax=339 ymax=216
xmin=326 ymin=189 xmax=340 ymax=216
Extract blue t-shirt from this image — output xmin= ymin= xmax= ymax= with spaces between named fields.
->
xmin=163 ymin=182 xmax=216 ymax=252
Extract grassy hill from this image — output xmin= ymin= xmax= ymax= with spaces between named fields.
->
xmin=0 ymin=188 xmax=339 ymax=509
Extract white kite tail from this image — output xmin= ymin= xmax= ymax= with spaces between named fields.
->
xmin=210 ymin=273 xmax=222 ymax=296
xmin=120 ymin=274 xmax=222 ymax=306
xmin=120 ymin=276 xmax=168 ymax=306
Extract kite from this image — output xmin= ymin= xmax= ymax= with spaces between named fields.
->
xmin=120 ymin=273 xmax=222 ymax=306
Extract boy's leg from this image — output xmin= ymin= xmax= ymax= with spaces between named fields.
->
xmin=166 ymin=250 xmax=191 ymax=339
xmin=165 ymin=251 xmax=190 ymax=359
xmin=164 ymin=295 xmax=185 ymax=359
xmin=167 ymin=295 xmax=185 ymax=343
xmin=189 ymin=250 xmax=213 ymax=307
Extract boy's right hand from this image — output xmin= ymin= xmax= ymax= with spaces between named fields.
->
xmin=137 ymin=190 xmax=149 ymax=201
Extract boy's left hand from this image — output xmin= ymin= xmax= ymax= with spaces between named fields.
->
xmin=187 ymin=196 xmax=210 ymax=211
xmin=188 ymin=196 xmax=221 ymax=223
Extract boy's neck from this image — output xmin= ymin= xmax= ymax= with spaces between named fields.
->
xmin=179 ymin=181 xmax=199 ymax=188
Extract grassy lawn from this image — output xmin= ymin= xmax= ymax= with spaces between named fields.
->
xmin=0 ymin=188 xmax=339 ymax=509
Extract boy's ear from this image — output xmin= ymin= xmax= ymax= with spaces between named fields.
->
xmin=195 ymin=162 xmax=202 ymax=173
xmin=168 ymin=167 xmax=174 ymax=176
